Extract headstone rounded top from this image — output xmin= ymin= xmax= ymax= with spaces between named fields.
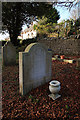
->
xmin=25 ymin=42 xmax=48 ymax=53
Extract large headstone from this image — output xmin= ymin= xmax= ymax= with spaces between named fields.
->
xmin=2 ymin=41 xmax=16 ymax=65
xmin=19 ymin=43 xmax=52 ymax=95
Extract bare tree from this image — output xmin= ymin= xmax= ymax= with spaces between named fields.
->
xmin=70 ymin=8 xmax=78 ymax=20
xmin=52 ymin=0 xmax=79 ymax=9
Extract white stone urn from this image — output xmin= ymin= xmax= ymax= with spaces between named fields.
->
xmin=48 ymin=80 xmax=61 ymax=100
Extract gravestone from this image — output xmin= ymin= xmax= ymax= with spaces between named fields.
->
xmin=2 ymin=41 xmax=16 ymax=65
xmin=19 ymin=43 xmax=52 ymax=95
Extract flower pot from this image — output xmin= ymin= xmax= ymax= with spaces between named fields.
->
xmin=60 ymin=55 xmax=64 ymax=59
xmin=48 ymin=80 xmax=61 ymax=100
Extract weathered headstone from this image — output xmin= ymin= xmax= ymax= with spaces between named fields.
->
xmin=2 ymin=41 xmax=16 ymax=65
xmin=19 ymin=43 xmax=52 ymax=95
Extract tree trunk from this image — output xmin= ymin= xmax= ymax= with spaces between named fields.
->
xmin=9 ymin=31 xmax=19 ymax=46
xmin=8 ymin=27 xmax=19 ymax=46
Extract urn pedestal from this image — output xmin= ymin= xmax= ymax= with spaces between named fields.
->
xmin=48 ymin=80 xmax=61 ymax=100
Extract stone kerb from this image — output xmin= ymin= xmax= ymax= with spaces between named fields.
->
xmin=19 ymin=43 xmax=52 ymax=95
xmin=2 ymin=41 xmax=16 ymax=65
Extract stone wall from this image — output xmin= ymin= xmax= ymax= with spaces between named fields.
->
xmin=38 ymin=38 xmax=80 ymax=56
